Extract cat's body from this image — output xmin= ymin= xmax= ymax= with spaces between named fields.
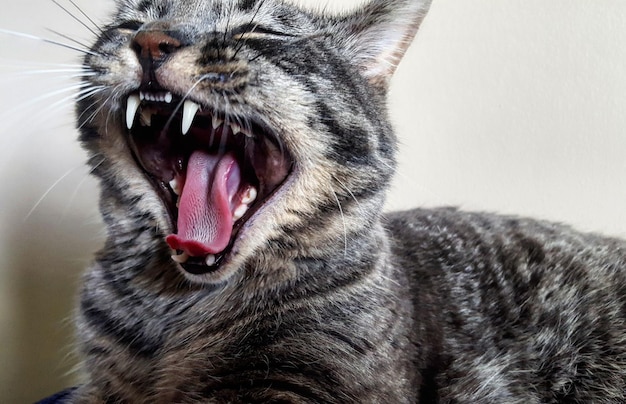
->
xmin=60 ymin=0 xmax=626 ymax=402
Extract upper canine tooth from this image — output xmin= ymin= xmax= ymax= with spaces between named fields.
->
xmin=182 ymin=100 xmax=200 ymax=135
xmin=126 ymin=94 xmax=140 ymax=129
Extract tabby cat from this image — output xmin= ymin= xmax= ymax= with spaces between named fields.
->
xmin=58 ymin=0 xmax=626 ymax=402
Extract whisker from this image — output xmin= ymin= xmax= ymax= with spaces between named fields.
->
xmin=162 ymin=76 xmax=207 ymax=132
xmin=222 ymin=1 xmax=236 ymax=50
xmin=46 ymin=28 xmax=92 ymax=50
xmin=233 ymin=0 xmax=265 ymax=58
xmin=0 ymin=29 xmax=100 ymax=56
xmin=102 ymin=84 xmax=125 ymax=130
xmin=0 ymin=68 xmax=96 ymax=79
xmin=24 ymin=164 xmax=82 ymax=221
xmin=61 ymin=157 xmax=106 ymax=220
xmin=50 ymin=0 xmax=99 ymax=37
xmin=330 ymin=187 xmax=348 ymax=257
xmin=66 ymin=0 xmax=103 ymax=34
xmin=333 ymin=176 xmax=362 ymax=210
xmin=1 ymin=83 xmax=87 ymax=121
xmin=45 ymin=85 xmax=105 ymax=116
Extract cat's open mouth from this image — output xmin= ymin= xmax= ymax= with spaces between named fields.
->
xmin=124 ymin=90 xmax=293 ymax=275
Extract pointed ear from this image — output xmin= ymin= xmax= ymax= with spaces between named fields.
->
xmin=334 ymin=0 xmax=432 ymax=89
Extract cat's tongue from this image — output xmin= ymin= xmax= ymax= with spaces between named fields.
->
xmin=166 ymin=150 xmax=241 ymax=257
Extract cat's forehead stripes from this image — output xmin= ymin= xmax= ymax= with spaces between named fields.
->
xmin=115 ymin=0 xmax=312 ymax=36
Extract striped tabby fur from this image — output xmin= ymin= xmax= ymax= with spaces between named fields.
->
xmin=73 ymin=0 xmax=626 ymax=402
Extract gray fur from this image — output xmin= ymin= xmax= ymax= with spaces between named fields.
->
xmin=71 ymin=0 xmax=626 ymax=402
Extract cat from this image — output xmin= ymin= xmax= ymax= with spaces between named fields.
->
xmin=41 ymin=0 xmax=626 ymax=402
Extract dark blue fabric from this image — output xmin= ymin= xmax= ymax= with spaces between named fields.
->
xmin=35 ymin=387 xmax=77 ymax=404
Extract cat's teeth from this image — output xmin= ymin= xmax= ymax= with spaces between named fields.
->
xmin=233 ymin=204 xmax=249 ymax=221
xmin=205 ymin=254 xmax=217 ymax=266
xmin=212 ymin=116 xmax=223 ymax=129
xmin=241 ymin=187 xmax=257 ymax=205
xmin=239 ymin=126 xmax=253 ymax=138
xmin=182 ymin=100 xmax=200 ymax=135
xmin=139 ymin=109 xmax=152 ymax=126
xmin=171 ymin=252 xmax=189 ymax=264
xmin=126 ymin=94 xmax=140 ymax=129
xmin=140 ymin=91 xmax=173 ymax=103
xmin=169 ymin=178 xmax=181 ymax=195
xmin=230 ymin=123 xmax=241 ymax=135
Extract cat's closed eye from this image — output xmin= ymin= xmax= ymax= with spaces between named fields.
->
xmin=113 ymin=20 xmax=144 ymax=33
xmin=231 ymin=24 xmax=294 ymax=40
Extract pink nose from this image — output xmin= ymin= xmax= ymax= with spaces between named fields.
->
xmin=132 ymin=30 xmax=181 ymax=61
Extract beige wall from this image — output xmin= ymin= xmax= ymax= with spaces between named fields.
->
xmin=1 ymin=0 xmax=626 ymax=401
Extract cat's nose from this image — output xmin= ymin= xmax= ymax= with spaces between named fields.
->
xmin=131 ymin=30 xmax=182 ymax=63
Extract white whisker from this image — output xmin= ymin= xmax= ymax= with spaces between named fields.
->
xmin=0 ymin=68 xmax=93 ymax=76
xmin=0 ymin=28 xmax=99 ymax=56
xmin=330 ymin=187 xmax=348 ymax=257
xmin=61 ymin=157 xmax=106 ymax=220
xmin=46 ymin=28 xmax=92 ymax=50
xmin=333 ymin=175 xmax=362 ymax=210
xmin=24 ymin=164 xmax=82 ymax=221
xmin=44 ymin=85 xmax=105 ymax=116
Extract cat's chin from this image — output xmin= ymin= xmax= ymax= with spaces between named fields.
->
xmin=124 ymin=89 xmax=294 ymax=280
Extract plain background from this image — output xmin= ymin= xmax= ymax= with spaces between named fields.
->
xmin=1 ymin=0 xmax=626 ymax=401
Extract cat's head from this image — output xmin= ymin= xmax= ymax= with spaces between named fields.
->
xmin=78 ymin=0 xmax=431 ymax=284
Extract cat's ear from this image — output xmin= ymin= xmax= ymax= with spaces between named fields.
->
xmin=333 ymin=0 xmax=432 ymax=88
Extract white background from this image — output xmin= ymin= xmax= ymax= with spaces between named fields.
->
xmin=1 ymin=0 xmax=625 ymax=401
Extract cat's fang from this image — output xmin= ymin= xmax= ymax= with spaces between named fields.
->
xmin=171 ymin=251 xmax=189 ymax=264
xmin=169 ymin=178 xmax=181 ymax=195
xmin=241 ymin=187 xmax=257 ymax=205
xmin=233 ymin=204 xmax=248 ymax=221
xmin=205 ymin=254 xmax=216 ymax=266
xmin=126 ymin=94 xmax=140 ymax=129
xmin=140 ymin=108 xmax=152 ymax=126
xmin=182 ymin=100 xmax=200 ymax=135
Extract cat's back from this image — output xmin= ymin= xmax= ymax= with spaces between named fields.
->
xmin=385 ymin=207 xmax=626 ymax=402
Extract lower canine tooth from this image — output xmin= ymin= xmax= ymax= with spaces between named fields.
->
xmin=205 ymin=254 xmax=216 ymax=266
xmin=140 ymin=109 xmax=152 ymax=126
xmin=233 ymin=204 xmax=248 ymax=221
xmin=171 ymin=252 xmax=189 ymax=264
xmin=169 ymin=178 xmax=181 ymax=195
xmin=241 ymin=187 xmax=258 ymax=205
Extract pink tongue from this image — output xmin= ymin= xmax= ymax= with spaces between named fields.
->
xmin=166 ymin=150 xmax=241 ymax=257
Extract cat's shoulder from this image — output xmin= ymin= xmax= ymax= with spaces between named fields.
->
xmin=384 ymin=206 xmax=626 ymax=274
